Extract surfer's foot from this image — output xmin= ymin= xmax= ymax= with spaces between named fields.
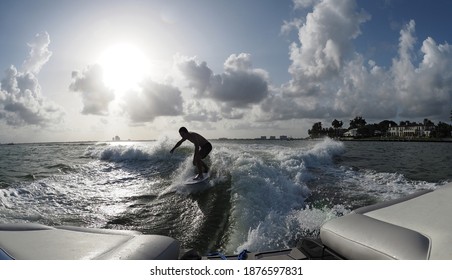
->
xmin=194 ymin=174 xmax=204 ymax=180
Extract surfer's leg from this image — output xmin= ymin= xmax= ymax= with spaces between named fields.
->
xmin=198 ymin=143 xmax=212 ymax=173
xmin=201 ymin=160 xmax=209 ymax=173
xmin=194 ymin=156 xmax=204 ymax=178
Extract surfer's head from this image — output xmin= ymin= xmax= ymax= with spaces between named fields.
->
xmin=179 ymin=127 xmax=189 ymax=137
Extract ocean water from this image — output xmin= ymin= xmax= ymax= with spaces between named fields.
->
xmin=0 ymin=138 xmax=451 ymax=255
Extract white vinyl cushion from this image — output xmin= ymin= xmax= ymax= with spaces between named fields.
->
xmin=320 ymin=183 xmax=452 ymax=260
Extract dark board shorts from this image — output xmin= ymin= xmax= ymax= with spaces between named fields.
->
xmin=199 ymin=142 xmax=212 ymax=159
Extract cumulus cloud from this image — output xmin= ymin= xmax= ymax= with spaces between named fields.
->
xmin=288 ymin=0 xmax=370 ymax=85
xmin=257 ymin=0 xmax=452 ymax=123
xmin=256 ymin=0 xmax=372 ymax=121
xmin=281 ymin=18 xmax=303 ymax=36
xmin=0 ymin=32 xmax=64 ymax=127
xmin=177 ymin=59 xmax=212 ymax=96
xmin=69 ymin=64 xmax=115 ymax=115
xmin=177 ymin=53 xmax=269 ymax=116
xmin=124 ymin=79 xmax=183 ymax=123
xmin=183 ymin=100 xmax=221 ymax=123
xmin=70 ymin=63 xmax=185 ymax=123
xmin=22 ymin=32 xmax=53 ymax=74
xmin=293 ymin=0 xmax=321 ymax=9
xmin=392 ymin=20 xmax=452 ymax=118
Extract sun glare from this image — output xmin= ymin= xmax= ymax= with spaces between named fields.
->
xmin=98 ymin=43 xmax=151 ymax=92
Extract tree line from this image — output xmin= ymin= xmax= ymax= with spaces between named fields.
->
xmin=308 ymin=115 xmax=452 ymax=139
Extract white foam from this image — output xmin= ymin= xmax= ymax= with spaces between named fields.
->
xmin=160 ymin=157 xmax=214 ymax=196
xmin=84 ymin=137 xmax=179 ymax=163
xmin=339 ymin=167 xmax=438 ymax=201
xmin=235 ymin=204 xmax=351 ymax=253
xmin=216 ymin=139 xmax=343 ymax=253
xmin=218 ymin=138 xmax=441 ymax=253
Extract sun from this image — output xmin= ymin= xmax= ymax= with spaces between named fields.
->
xmin=98 ymin=43 xmax=151 ymax=92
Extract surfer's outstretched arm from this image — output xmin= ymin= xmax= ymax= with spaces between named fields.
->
xmin=170 ymin=138 xmax=185 ymax=153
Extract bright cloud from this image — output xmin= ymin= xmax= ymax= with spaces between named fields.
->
xmin=392 ymin=20 xmax=452 ymax=118
xmin=183 ymin=100 xmax=221 ymax=123
xmin=69 ymin=64 xmax=115 ymax=116
xmin=256 ymin=0 xmax=452 ymax=123
xmin=177 ymin=53 xmax=269 ymax=119
xmin=0 ymin=32 xmax=64 ymax=127
xmin=288 ymin=0 xmax=371 ymax=86
xmin=292 ymin=0 xmax=321 ymax=9
xmin=124 ymin=79 xmax=183 ymax=123
xmin=70 ymin=65 xmax=184 ymax=123
xmin=22 ymin=32 xmax=53 ymax=74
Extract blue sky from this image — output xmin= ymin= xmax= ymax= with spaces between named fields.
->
xmin=0 ymin=0 xmax=451 ymax=142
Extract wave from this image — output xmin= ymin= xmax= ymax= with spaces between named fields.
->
xmin=337 ymin=167 xmax=438 ymax=201
xmin=146 ymin=137 xmax=348 ymax=253
xmin=84 ymin=138 xmax=177 ymax=163
xmin=207 ymin=138 xmax=344 ymax=253
xmin=2 ymin=138 xmax=446 ymax=255
xmin=46 ymin=163 xmax=76 ymax=173
xmin=217 ymin=138 xmax=442 ymax=253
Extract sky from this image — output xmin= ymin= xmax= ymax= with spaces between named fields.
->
xmin=0 ymin=0 xmax=451 ymax=142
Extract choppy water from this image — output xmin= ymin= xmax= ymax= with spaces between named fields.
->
xmin=0 ymin=138 xmax=451 ymax=254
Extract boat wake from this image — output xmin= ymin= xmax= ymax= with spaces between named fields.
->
xmin=0 ymin=137 xmax=444 ymax=254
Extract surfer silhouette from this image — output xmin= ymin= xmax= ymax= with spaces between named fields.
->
xmin=170 ymin=127 xmax=212 ymax=180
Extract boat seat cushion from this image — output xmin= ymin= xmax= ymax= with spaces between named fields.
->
xmin=320 ymin=213 xmax=430 ymax=259
xmin=320 ymin=184 xmax=452 ymax=259
xmin=0 ymin=224 xmax=180 ymax=260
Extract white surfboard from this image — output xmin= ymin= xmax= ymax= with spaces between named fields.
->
xmin=185 ymin=173 xmax=210 ymax=185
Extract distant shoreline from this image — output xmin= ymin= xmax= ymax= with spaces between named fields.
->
xmin=3 ymin=137 xmax=452 ymax=145
xmin=337 ymin=137 xmax=452 ymax=143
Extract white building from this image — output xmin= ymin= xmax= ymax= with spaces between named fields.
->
xmin=388 ymin=124 xmax=432 ymax=138
xmin=343 ymin=128 xmax=359 ymax=137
